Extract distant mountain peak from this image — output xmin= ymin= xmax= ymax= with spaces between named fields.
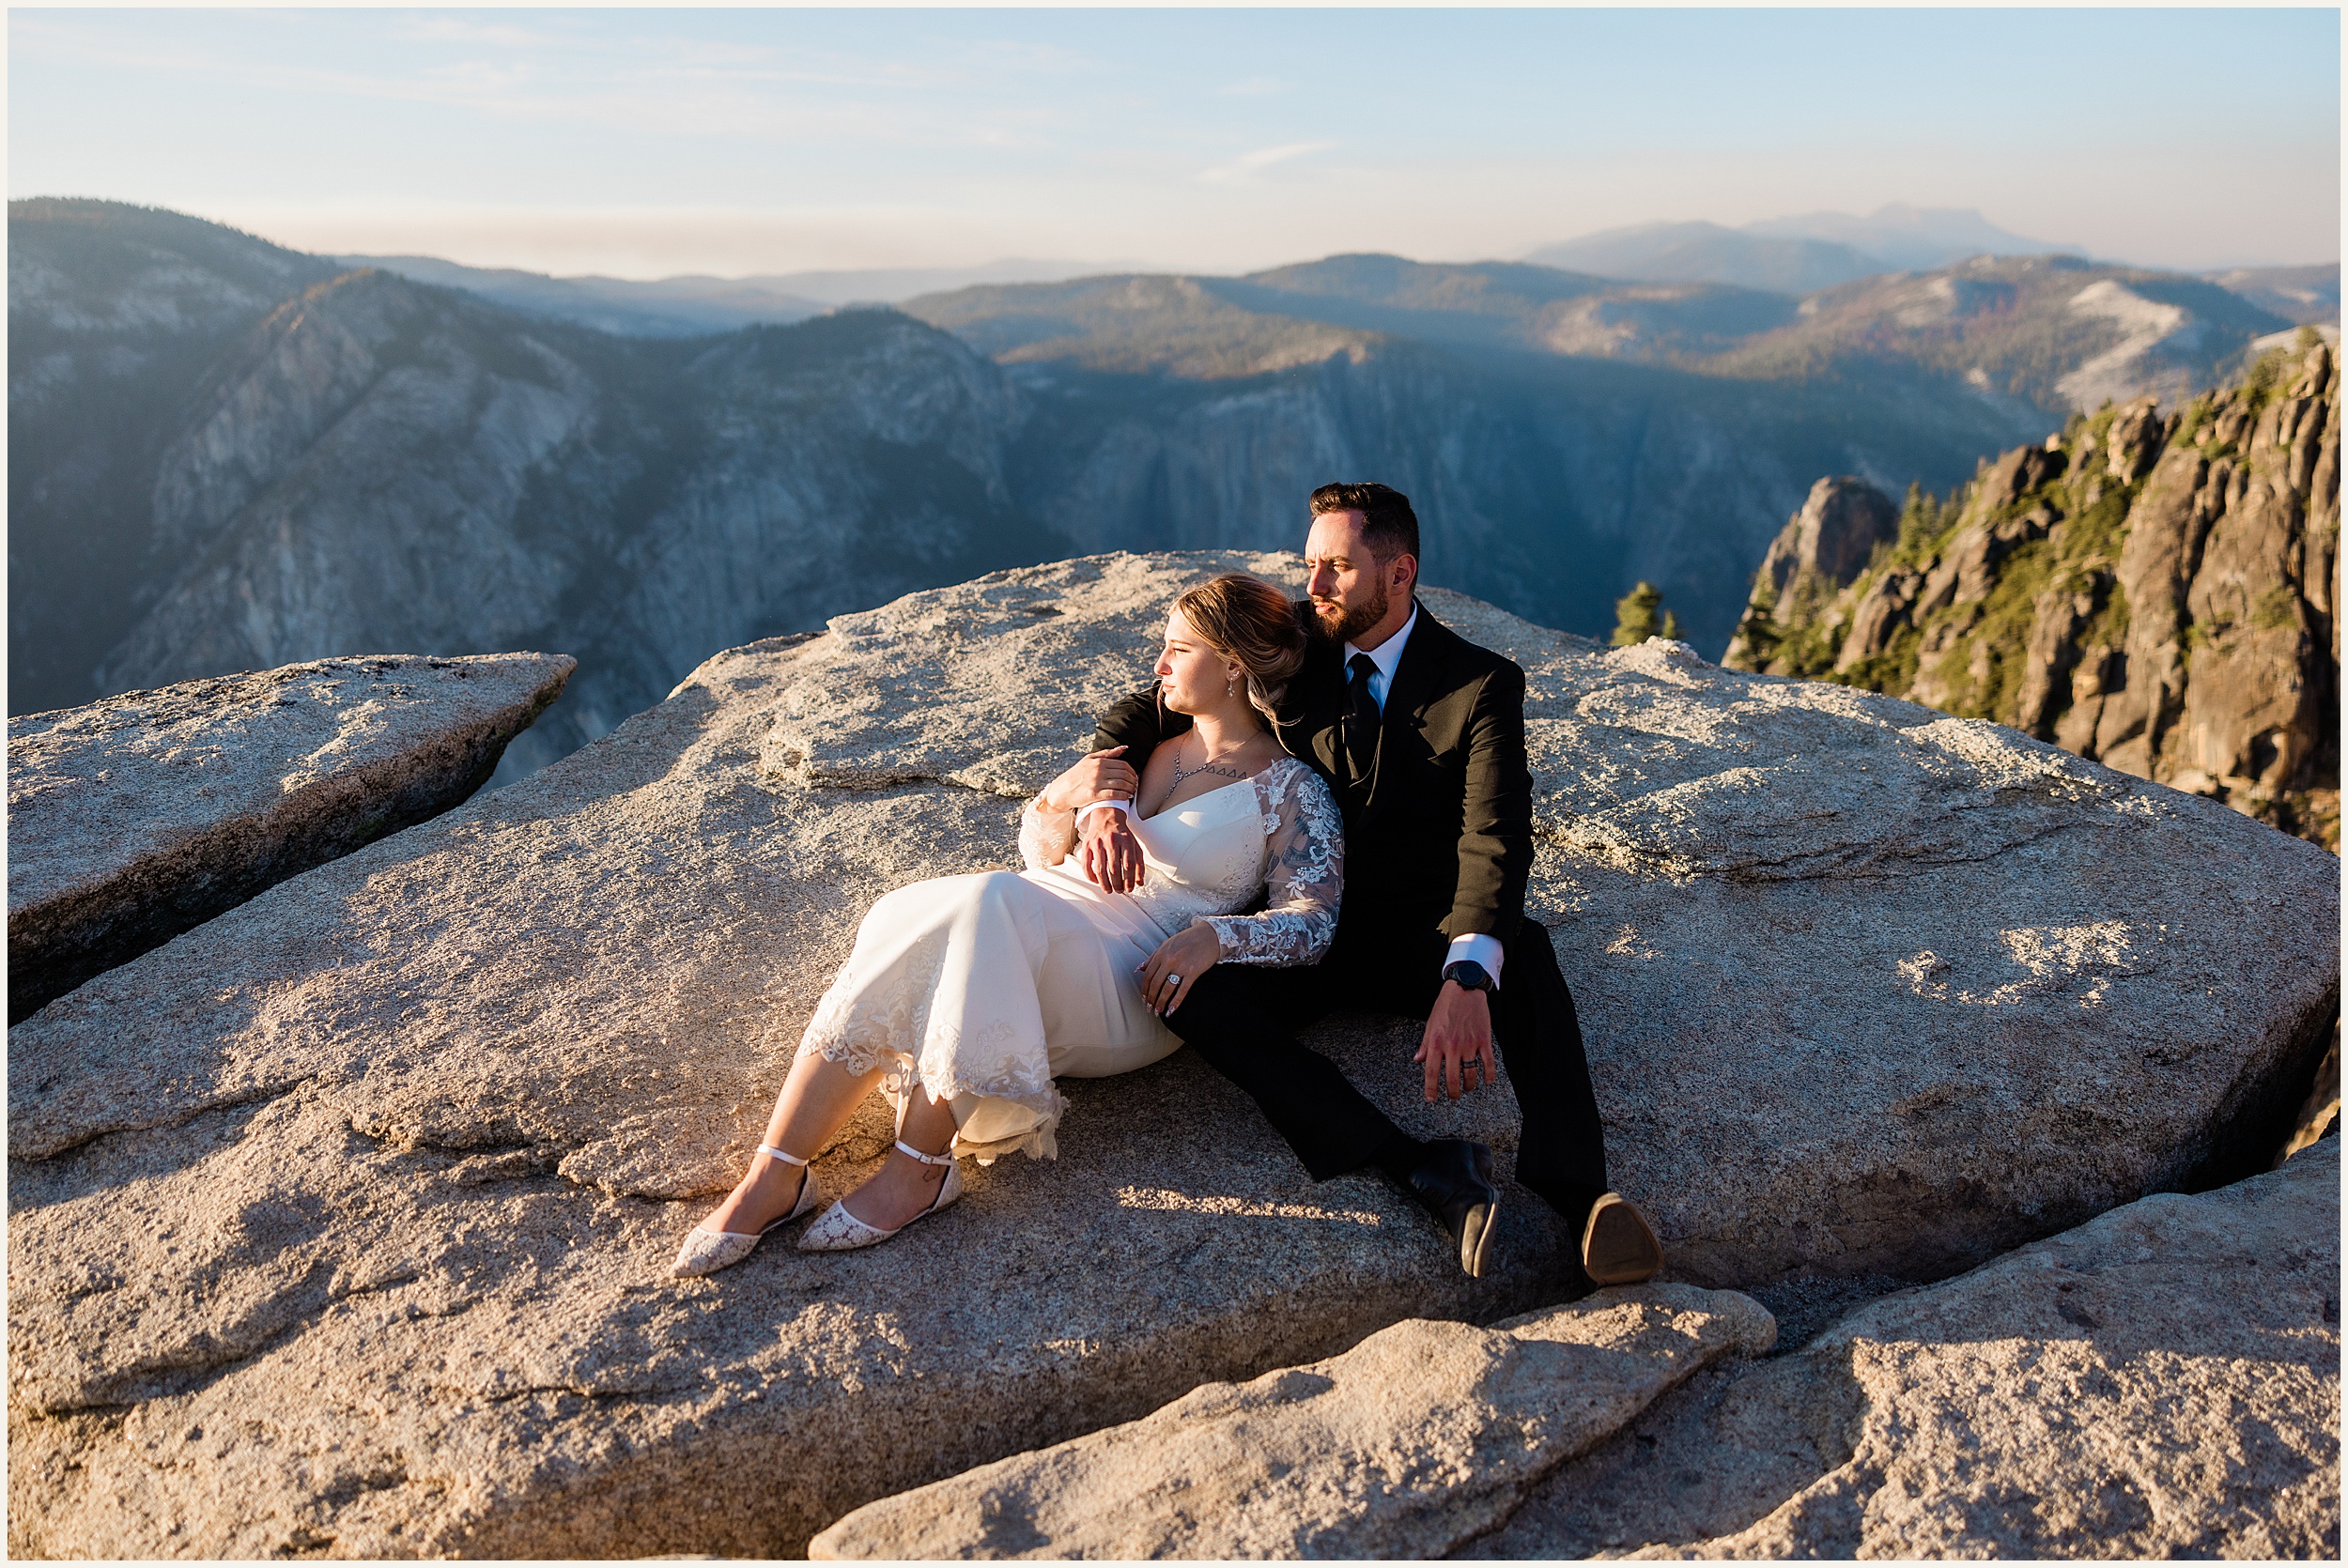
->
xmin=1528 ymin=206 xmax=2078 ymax=297
xmin=1743 ymin=205 xmax=2077 ymax=270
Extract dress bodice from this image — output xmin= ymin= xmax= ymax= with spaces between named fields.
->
xmin=1019 ymin=757 xmax=1343 ymax=967
xmin=1123 ymin=774 xmax=1278 ymax=932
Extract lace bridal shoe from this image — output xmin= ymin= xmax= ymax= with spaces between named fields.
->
xmin=672 ymin=1145 xmax=821 ymax=1278
xmin=798 ymin=1140 xmax=963 ymax=1251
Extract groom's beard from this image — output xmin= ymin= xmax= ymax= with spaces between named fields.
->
xmin=1312 ymin=580 xmax=1390 ymax=646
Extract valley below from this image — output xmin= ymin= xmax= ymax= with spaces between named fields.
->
xmin=11 ymin=199 xmax=2322 ymax=783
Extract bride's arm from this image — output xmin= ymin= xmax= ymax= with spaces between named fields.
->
xmin=1019 ymin=794 xmax=1075 ymax=869
xmin=1197 ymin=764 xmax=1344 ymax=966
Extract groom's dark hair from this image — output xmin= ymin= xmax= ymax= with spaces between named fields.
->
xmin=1310 ymin=482 xmax=1419 ymax=565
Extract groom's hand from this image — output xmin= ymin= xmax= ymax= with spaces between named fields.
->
xmin=1079 ymin=813 xmax=1146 ymax=894
xmin=1417 ymin=983 xmax=1499 ymax=1102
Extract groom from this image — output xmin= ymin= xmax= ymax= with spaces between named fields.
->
xmin=1079 ymin=482 xmax=1661 ymax=1283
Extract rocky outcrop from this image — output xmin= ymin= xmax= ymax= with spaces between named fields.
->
xmin=1727 ymin=340 xmax=2341 ymax=847
xmin=6 ymin=653 xmax=573 ymax=1020
xmin=811 ymin=1285 xmax=1775 ymax=1560
xmin=7 ymin=553 xmax=2336 ymax=1556
xmin=1720 ymin=476 xmax=1898 ymax=669
xmin=1466 ymin=1136 xmax=2340 ymax=1559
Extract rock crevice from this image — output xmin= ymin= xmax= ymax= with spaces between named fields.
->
xmin=6 ymin=652 xmax=574 ymax=1020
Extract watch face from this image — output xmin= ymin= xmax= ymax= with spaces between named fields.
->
xmin=1447 ymin=961 xmax=1490 ymax=992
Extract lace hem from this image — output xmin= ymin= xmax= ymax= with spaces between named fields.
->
xmin=797 ymin=955 xmax=1070 ymax=1161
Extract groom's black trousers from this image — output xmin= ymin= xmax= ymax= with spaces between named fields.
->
xmin=1161 ymin=918 xmax=1609 ymax=1221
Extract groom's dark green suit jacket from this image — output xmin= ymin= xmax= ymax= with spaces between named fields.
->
xmin=1093 ymin=598 xmax=1536 ymax=955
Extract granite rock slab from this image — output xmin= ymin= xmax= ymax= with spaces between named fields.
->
xmin=811 ymin=1284 xmax=1774 ymax=1560
xmin=6 ymin=551 xmax=2337 ymax=1557
xmin=7 ymin=652 xmax=574 ymax=1018
xmin=1465 ymin=1137 xmax=2340 ymax=1560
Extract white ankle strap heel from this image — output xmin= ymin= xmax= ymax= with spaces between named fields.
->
xmin=798 ymin=1141 xmax=964 ymax=1252
xmin=670 ymin=1145 xmax=821 ymax=1279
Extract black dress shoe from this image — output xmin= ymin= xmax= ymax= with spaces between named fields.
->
xmin=1406 ymin=1138 xmax=1500 ymax=1278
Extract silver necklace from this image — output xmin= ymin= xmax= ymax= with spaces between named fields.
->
xmin=1167 ymin=731 xmax=1251 ymax=792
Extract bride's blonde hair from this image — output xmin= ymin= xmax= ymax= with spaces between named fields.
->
xmin=1172 ymin=574 xmax=1309 ymax=722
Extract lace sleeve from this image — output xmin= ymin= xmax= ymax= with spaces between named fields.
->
xmin=1019 ymin=795 xmax=1074 ymax=871
xmin=1199 ymin=761 xmax=1343 ymax=967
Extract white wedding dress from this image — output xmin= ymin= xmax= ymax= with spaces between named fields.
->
xmin=797 ymin=757 xmax=1343 ymax=1161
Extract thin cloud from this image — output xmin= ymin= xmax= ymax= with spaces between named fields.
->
xmin=390 ymin=17 xmax=559 ymax=50
xmin=1198 ymin=140 xmax=1338 ymax=187
xmin=8 ymin=12 xmax=1081 ymax=152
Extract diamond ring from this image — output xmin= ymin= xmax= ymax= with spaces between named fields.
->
xmin=1166 ymin=974 xmax=1182 ymax=988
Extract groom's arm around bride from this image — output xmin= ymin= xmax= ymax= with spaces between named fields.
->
xmin=1078 ymin=483 xmax=1661 ymax=1285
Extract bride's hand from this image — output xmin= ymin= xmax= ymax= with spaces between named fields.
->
xmin=1041 ymin=746 xmax=1138 ymax=816
xmin=1137 ymin=924 xmax=1221 ymax=1017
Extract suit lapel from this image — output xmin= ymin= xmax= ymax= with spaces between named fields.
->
xmin=1278 ymin=638 xmax=1347 ymax=781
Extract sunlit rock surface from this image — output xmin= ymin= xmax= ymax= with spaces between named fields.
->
xmin=1467 ymin=1137 xmax=2340 ymax=1560
xmin=6 ymin=652 xmax=573 ymax=1018
xmin=811 ymin=1284 xmax=1775 ymax=1560
xmin=6 ymin=551 xmax=2334 ymax=1556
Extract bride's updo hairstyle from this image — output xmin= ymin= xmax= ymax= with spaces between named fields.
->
xmin=1172 ymin=573 xmax=1309 ymax=722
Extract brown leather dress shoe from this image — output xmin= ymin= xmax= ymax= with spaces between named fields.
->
xmin=1581 ymin=1191 xmax=1662 ymax=1284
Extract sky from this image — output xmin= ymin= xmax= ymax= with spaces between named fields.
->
xmin=8 ymin=6 xmax=2341 ymax=280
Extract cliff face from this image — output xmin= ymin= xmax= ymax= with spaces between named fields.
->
xmin=48 ymin=264 xmax=1063 ymax=779
xmin=7 ymin=201 xmax=340 ymax=708
xmin=1726 ymin=340 xmax=2341 ymax=847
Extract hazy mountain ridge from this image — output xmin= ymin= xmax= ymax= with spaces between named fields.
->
xmin=1527 ymin=205 xmax=2070 ymax=294
xmin=1528 ymin=222 xmax=1891 ymax=297
xmin=7 ymin=199 xmax=2309 ymax=781
xmin=911 ymin=252 xmax=2291 ymax=417
xmin=332 ymin=254 xmax=830 ymax=337
xmin=338 ymin=254 xmax=1146 ymax=335
xmin=1707 ymin=254 xmax=2289 ymax=412
xmin=2207 ymin=264 xmax=2341 ymax=329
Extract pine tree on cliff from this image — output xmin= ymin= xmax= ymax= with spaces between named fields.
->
xmin=1612 ymin=582 xmax=1683 ymax=646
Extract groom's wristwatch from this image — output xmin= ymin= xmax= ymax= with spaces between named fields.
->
xmin=1443 ymin=960 xmax=1496 ymax=995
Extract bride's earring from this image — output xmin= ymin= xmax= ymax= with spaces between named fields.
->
xmin=1227 ymin=669 xmax=1239 ymax=697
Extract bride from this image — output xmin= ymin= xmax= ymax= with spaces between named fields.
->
xmin=674 ymin=573 xmax=1345 ymax=1276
